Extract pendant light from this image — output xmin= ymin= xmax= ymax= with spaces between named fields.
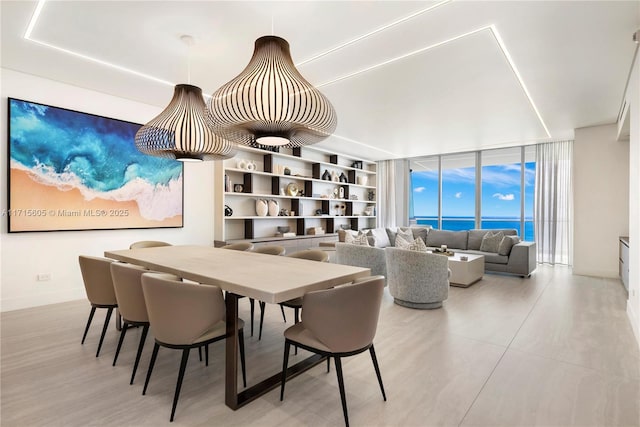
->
xmin=207 ymin=36 xmax=337 ymax=148
xmin=135 ymin=36 xmax=237 ymax=161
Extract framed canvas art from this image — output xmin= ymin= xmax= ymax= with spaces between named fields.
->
xmin=7 ymin=98 xmax=184 ymax=232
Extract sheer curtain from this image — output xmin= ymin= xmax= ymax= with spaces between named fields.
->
xmin=377 ymin=159 xmax=410 ymax=228
xmin=535 ymin=140 xmax=573 ymax=265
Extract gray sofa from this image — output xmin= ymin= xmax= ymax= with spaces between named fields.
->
xmin=337 ymin=227 xmax=536 ymax=277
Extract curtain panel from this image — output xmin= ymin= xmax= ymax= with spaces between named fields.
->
xmin=535 ymin=140 xmax=573 ymax=265
xmin=377 ymin=159 xmax=410 ymax=228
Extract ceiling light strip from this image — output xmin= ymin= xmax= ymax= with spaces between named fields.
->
xmin=329 ymin=133 xmax=399 ymax=157
xmin=316 ymin=25 xmax=492 ymax=88
xmin=24 ymin=0 xmax=46 ymax=39
xmin=23 ymin=0 xmax=174 ymax=87
xmin=296 ymin=0 xmax=452 ymax=67
xmin=489 ymin=25 xmax=551 ymax=138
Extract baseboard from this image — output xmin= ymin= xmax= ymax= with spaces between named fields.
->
xmin=1 ymin=288 xmax=86 ymax=312
xmin=571 ymin=268 xmax=619 ymax=279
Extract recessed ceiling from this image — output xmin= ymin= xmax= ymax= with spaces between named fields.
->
xmin=1 ymin=1 xmax=638 ymax=160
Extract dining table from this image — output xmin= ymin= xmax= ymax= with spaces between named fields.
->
xmin=104 ymin=245 xmax=370 ymax=410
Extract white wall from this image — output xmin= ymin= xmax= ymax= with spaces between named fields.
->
xmin=0 ymin=69 xmax=216 ymax=312
xmin=573 ymin=124 xmax=629 ymax=277
xmin=625 ymin=51 xmax=639 ymax=347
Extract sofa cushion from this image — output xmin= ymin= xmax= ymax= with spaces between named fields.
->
xmin=426 ymin=229 xmax=468 ymax=250
xmin=367 ymin=227 xmax=391 ymax=248
xmin=345 ymin=231 xmax=370 ymax=246
xmin=386 ymin=227 xmax=398 ymax=246
xmin=464 ymin=250 xmax=509 ymax=264
xmin=410 ymin=227 xmax=430 ymax=243
xmin=498 ymin=235 xmax=520 ymax=256
xmin=480 ymin=231 xmax=504 ymax=253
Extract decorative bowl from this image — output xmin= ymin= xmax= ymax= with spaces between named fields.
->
xmin=277 ymin=226 xmax=290 ymax=233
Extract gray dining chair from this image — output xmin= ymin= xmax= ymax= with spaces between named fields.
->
xmin=280 ymin=275 xmax=387 ymax=427
xmin=141 ymin=272 xmax=247 ymax=422
xmin=78 ymin=255 xmax=118 ymax=357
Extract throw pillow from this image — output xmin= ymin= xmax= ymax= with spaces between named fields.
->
xmin=479 ymin=231 xmax=504 ymax=253
xmin=498 ymin=235 xmax=520 ymax=256
xmin=345 ymin=231 xmax=370 ymax=246
xmin=394 ymin=233 xmax=412 ymax=248
xmin=397 ymin=227 xmax=414 ymax=243
xmin=367 ymin=227 xmax=390 ymax=248
xmin=385 ymin=227 xmax=398 ymax=246
xmin=395 ymin=234 xmax=428 ymax=252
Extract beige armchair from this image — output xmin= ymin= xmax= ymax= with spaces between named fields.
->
xmin=280 ymin=275 xmax=387 ymax=426
xmin=78 ymin=256 xmax=118 ymax=357
xmin=141 ymin=273 xmax=247 ymax=422
xmin=385 ymin=247 xmax=450 ymax=309
xmin=129 ymin=241 xmax=172 ymax=249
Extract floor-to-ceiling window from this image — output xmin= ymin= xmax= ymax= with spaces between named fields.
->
xmin=410 ymin=146 xmax=535 ymax=241
xmin=441 ymin=153 xmax=476 ymax=231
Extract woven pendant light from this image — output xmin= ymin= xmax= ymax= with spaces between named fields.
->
xmin=207 ymin=36 xmax=337 ymax=148
xmin=135 ymin=84 xmax=236 ymax=161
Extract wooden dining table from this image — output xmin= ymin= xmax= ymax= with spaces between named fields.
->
xmin=104 ymin=245 xmax=370 ymax=410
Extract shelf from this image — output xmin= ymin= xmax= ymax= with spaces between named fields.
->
xmin=224 ymin=192 xmax=376 ymax=203
xmin=225 ymin=215 xmax=377 ymax=220
xmin=224 ymin=168 xmax=376 ymax=189
xmin=226 ymin=233 xmax=338 ymax=243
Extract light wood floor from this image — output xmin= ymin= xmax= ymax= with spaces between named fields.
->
xmin=2 ymin=266 xmax=639 ymax=426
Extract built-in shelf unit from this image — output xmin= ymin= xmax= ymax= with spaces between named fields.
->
xmin=217 ymin=145 xmax=377 ymax=244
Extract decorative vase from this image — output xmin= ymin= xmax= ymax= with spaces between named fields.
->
xmin=255 ymin=199 xmax=268 ymax=216
xmin=246 ymin=160 xmax=256 ymax=171
xmin=224 ymin=205 xmax=233 ymax=216
xmin=284 ymin=167 xmax=291 ymax=175
xmin=339 ymin=172 xmax=348 ymax=183
xmin=331 ymin=171 xmax=339 ymax=182
xmin=322 ymin=169 xmax=331 ymax=180
xmin=357 ymin=175 xmax=368 ymax=186
xmin=268 ymin=199 xmax=279 ymax=216
xmin=237 ymin=159 xmax=247 ymax=170
xmin=339 ymin=187 xmax=345 ymax=199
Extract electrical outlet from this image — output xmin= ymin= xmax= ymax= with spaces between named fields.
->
xmin=37 ymin=273 xmax=51 ymax=281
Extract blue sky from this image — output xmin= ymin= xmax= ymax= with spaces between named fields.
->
xmin=411 ymin=162 xmax=535 ymax=218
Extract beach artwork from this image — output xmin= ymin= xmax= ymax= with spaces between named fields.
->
xmin=7 ymin=98 xmax=183 ymax=232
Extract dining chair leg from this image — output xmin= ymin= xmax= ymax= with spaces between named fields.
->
xmin=142 ymin=343 xmax=160 ymax=395
xmin=198 ymin=346 xmax=202 ymax=362
xmin=205 ymin=344 xmax=209 ymax=367
xmin=280 ymin=304 xmax=287 ymax=322
xmin=258 ymin=301 xmax=266 ymax=340
xmin=96 ymin=307 xmax=114 ymax=357
xmin=369 ymin=345 xmax=386 ymax=401
xmin=280 ymin=340 xmax=291 ymax=401
xmin=81 ymin=307 xmax=96 ymax=344
xmin=130 ymin=324 xmax=149 ymax=385
xmin=327 ymin=356 xmax=331 ymax=373
xmin=334 ymin=356 xmax=350 ymax=427
xmin=239 ymin=328 xmax=247 ymax=387
xmin=113 ymin=322 xmax=129 ymax=366
xmin=249 ymin=298 xmax=255 ymax=336
xmin=294 ymin=308 xmax=300 ymax=324
xmin=170 ymin=348 xmax=190 ymax=422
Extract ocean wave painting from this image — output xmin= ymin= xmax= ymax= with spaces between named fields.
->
xmin=8 ymin=98 xmax=184 ymax=232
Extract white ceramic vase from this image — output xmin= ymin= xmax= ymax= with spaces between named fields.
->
xmin=357 ymin=175 xmax=368 ymax=186
xmin=237 ymin=159 xmax=247 ymax=170
xmin=255 ymin=199 xmax=268 ymax=217
xmin=268 ymin=199 xmax=279 ymax=216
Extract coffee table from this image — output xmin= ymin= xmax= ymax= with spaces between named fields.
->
xmin=443 ymin=253 xmax=484 ymax=287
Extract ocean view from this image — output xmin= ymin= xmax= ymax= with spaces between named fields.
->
xmin=415 ymin=217 xmax=535 ymax=242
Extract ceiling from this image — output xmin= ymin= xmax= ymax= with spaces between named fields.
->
xmin=1 ymin=1 xmax=639 ymax=161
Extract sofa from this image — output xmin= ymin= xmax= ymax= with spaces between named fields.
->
xmin=337 ymin=227 xmax=536 ymax=277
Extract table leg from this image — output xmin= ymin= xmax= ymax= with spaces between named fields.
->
xmin=225 ymin=292 xmax=240 ymax=409
xmin=224 ymin=293 xmax=327 ymax=410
